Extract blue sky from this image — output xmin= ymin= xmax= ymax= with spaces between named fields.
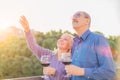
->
xmin=0 ymin=0 xmax=119 ymax=36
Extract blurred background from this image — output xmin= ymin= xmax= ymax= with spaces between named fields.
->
xmin=0 ymin=0 xmax=120 ymax=79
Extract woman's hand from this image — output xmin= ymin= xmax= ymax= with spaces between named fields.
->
xmin=19 ymin=15 xmax=30 ymax=32
xmin=43 ymin=67 xmax=56 ymax=75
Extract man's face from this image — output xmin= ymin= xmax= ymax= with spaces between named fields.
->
xmin=72 ymin=12 xmax=88 ymax=30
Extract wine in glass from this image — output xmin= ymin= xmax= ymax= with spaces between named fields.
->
xmin=61 ymin=53 xmax=72 ymax=77
xmin=62 ymin=60 xmax=72 ymax=65
xmin=40 ymin=55 xmax=50 ymax=79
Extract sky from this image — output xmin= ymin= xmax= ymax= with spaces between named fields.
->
xmin=0 ymin=0 xmax=120 ymax=36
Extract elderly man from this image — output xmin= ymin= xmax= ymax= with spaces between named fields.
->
xmin=65 ymin=11 xmax=116 ymax=80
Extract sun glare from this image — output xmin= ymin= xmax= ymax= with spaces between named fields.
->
xmin=0 ymin=22 xmax=11 ymax=29
xmin=0 ymin=21 xmax=15 ymax=42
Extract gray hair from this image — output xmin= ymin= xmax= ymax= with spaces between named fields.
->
xmin=63 ymin=33 xmax=74 ymax=48
xmin=73 ymin=11 xmax=91 ymax=27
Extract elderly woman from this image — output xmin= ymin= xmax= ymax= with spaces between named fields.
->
xmin=19 ymin=16 xmax=74 ymax=80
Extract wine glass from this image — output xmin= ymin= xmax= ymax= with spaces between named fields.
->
xmin=40 ymin=55 xmax=50 ymax=79
xmin=61 ymin=53 xmax=72 ymax=77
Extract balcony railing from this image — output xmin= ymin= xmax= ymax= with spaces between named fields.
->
xmin=1 ymin=76 xmax=43 ymax=80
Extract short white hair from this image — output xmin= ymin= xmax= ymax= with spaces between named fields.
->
xmin=62 ymin=33 xmax=74 ymax=49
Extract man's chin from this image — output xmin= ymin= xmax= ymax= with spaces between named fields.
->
xmin=73 ymin=26 xmax=79 ymax=30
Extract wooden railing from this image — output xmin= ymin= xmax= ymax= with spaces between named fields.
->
xmin=1 ymin=76 xmax=44 ymax=80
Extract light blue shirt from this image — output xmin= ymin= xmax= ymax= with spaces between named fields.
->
xmin=71 ymin=29 xmax=116 ymax=80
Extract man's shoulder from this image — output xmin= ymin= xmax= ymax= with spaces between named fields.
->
xmin=90 ymin=32 xmax=110 ymax=45
xmin=87 ymin=32 xmax=107 ymax=43
xmin=90 ymin=32 xmax=105 ymax=38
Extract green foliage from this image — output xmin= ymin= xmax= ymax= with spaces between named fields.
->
xmin=0 ymin=29 xmax=73 ymax=79
xmin=107 ymin=36 xmax=120 ymax=61
xmin=35 ymin=30 xmax=62 ymax=50
xmin=0 ymin=36 xmax=42 ymax=79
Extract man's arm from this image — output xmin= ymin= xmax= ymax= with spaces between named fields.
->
xmin=84 ymin=36 xmax=116 ymax=79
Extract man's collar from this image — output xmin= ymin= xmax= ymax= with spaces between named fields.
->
xmin=81 ymin=29 xmax=91 ymax=41
xmin=74 ymin=29 xmax=91 ymax=41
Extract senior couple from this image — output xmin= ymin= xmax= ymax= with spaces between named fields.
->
xmin=19 ymin=11 xmax=116 ymax=80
